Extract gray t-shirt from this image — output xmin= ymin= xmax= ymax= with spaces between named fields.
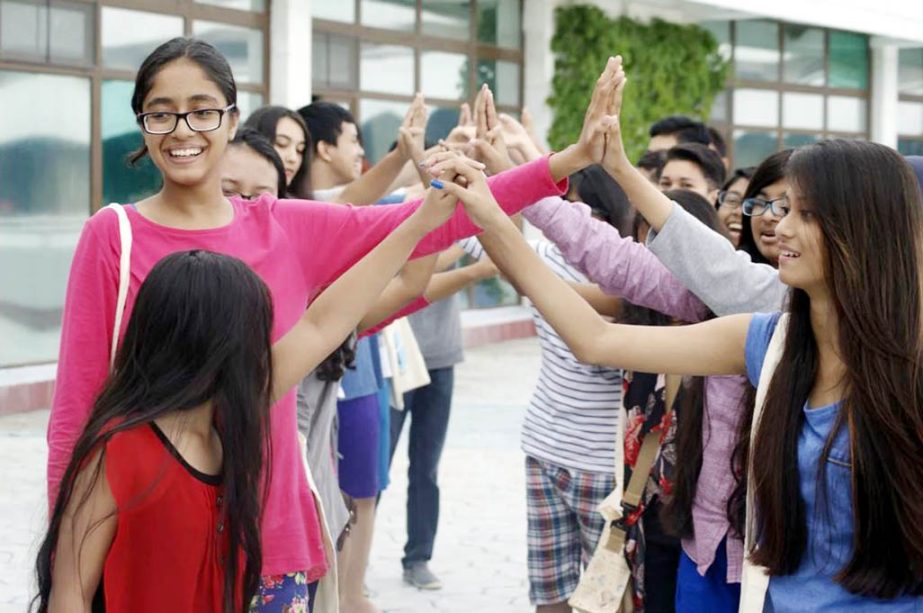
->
xmin=408 ymin=295 xmax=464 ymax=371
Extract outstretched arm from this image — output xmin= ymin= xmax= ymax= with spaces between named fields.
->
xmin=438 ymin=162 xmax=750 ymax=376
xmin=357 ymin=254 xmax=438 ymax=332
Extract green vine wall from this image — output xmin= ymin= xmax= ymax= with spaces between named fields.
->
xmin=547 ymin=6 xmax=729 ymax=163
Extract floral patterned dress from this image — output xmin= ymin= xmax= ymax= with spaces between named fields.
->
xmin=621 ymin=371 xmax=681 ymax=612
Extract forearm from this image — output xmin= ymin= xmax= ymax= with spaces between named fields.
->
xmin=568 ymin=282 xmax=622 ymax=318
xmin=358 ymin=254 xmax=437 ymax=331
xmin=547 ymin=144 xmax=590 ymax=184
xmin=608 ymin=159 xmax=674 ymax=232
xmin=435 ymin=244 xmax=467 ymax=272
xmin=424 ymin=263 xmax=488 ymax=303
xmin=336 ymin=149 xmax=406 ymax=205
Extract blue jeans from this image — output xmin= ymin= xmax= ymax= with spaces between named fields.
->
xmin=388 ymin=366 xmax=454 ymax=569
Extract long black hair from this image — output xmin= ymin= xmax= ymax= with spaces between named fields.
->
xmin=34 ymin=251 xmax=273 ymax=613
xmin=244 ymin=105 xmax=313 ymax=197
xmin=129 ymin=38 xmax=238 ymax=166
xmin=568 ymin=164 xmax=634 ymax=235
xmin=230 ymin=127 xmax=287 ymax=197
xmin=738 ymin=149 xmax=793 ymax=265
xmin=750 ymin=140 xmax=923 ymax=597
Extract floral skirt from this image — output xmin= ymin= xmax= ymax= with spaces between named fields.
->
xmin=249 ymin=572 xmax=318 ymax=613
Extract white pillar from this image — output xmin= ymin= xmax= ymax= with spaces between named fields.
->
xmin=269 ymin=0 xmax=313 ymax=109
xmin=870 ymin=40 xmax=898 ymax=149
xmin=522 ymin=0 xmax=559 ymax=152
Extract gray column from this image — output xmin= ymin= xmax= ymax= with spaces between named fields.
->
xmin=870 ymin=40 xmax=898 ymax=149
xmin=270 ymin=0 xmax=313 ymax=109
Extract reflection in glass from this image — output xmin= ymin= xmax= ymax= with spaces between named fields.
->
xmin=314 ymin=32 xmax=358 ymax=90
xmin=734 ymin=129 xmax=778 ymax=168
xmin=0 ymin=71 xmax=90 ymax=366
xmin=422 ymin=51 xmax=469 ymax=100
xmin=898 ymin=138 xmax=923 ymax=156
xmin=701 ymin=21 xmax=732 ymax=62
xmin=783 ymin=25 xmax=824 ymax=86
xmin=102 ymin=80 xmax=162 ymax=207
xmin=193 ymin=21 xmax=264 ymax=84
xmin=361 ymin=0 xmax=415 ymax=32
xmin=422 ymin=0 xmax=469 ymax=41
xmin=359 ymin=99 xmax=408 ymax=163
xmin=829 ymin=31 xmax=868 ymax=90
xmin=733 ymin=89 xmax=779 ymax=128
xmin=735 ymin=20 xmax=779 ymax=82
xmin=898 ymin=101 xmax=923 ymax=137
xmin=314 ymin=0 xmax=355 ymax=22
xmin=783 ymin=133 xmax=820 ymax=149
xmin=710 ymin=92 xmax=728 ymax=122
xmin=102 ymin=8 xmax=183 ymax=72
xmin=237 ymin=92 xmax=264 ymax=120
xmin=196 ymin=0 xmax=264 ymax=12
xmin=898 ymin=49 xmax=923 ymax=96
xmin=360 ymin=43 xmax=414 ymax=95
xmin=426 ymin=105 xmax=461 ymax=144
xmin=826 ymin=96 xmax=866 ymax=133
xmin=0 ymin=0 xmax=92 ymax=64
xmin=477 ymin=59 xmax=520 ymax=106
xmin=477 ymin=0 xmax=521 ymax=49
xmin=782 ymin=92 xmax=823 ymax=130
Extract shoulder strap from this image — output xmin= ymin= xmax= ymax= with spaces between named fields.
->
xmin=106 ymin=204 xmax=132 ymax=370
xmin=739 ymin=313 xmax=789 ymax=613
xmin=606 ymin=373 xmax=681 ymax=553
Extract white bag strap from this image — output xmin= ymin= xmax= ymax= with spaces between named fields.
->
xmin=106 ymin=203 xmax=132 ymax=369
xmin=739 ymin=312 xmax=789 ymax=613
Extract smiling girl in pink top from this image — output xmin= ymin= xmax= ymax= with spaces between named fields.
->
xmin=47 ymin=37 xmax=624 ymax=609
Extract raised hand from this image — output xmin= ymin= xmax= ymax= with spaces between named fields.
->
xmin=471 ymin=85 xmax=513 ymax=174
xmin=428 ymin=156 xmax=505 ymax=231
xmin=397 ymin=93 xmax=428 ymax=164
xmin=520 ymin=107 xmax=546 ymax=154
xmin=445 ymin=100 xmax=476 ymax=146
xmin=498 ymin=112 xmax=543 ymax=163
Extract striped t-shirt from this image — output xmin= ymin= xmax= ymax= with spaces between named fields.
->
xmin=460 ymin=237 xmax=622 ymax=474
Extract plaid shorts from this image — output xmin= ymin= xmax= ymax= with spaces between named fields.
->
xmin=526 ymin=455 xmax=616 ymax=605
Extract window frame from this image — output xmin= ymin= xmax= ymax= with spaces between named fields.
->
xmin=0 ymin=0 xmax=269 ymax=214
xmin=898 ymin=49 xmax=923 ymax=155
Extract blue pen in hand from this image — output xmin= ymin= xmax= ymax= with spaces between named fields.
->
xmin=431 ymin=179 xmax=444 ymax=189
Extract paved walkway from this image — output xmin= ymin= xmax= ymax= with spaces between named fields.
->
xmin=0 ymin=337 xmax=542 ymax=612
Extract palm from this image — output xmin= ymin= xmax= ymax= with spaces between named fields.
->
xmin=576 ymin=57 xmax=627 ymax=166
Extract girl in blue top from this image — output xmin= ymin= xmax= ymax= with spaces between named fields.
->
xmin=437 ymin=109 xmax=923 ymax=609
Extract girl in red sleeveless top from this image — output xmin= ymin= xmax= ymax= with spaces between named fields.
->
xmin=32 ymin=165 xmax=466 ymax=613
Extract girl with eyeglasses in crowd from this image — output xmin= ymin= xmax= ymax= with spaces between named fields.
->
xmin=714 ymin=166 xmax=754 ymax=248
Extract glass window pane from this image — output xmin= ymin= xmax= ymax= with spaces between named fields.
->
xmin=782 ymin=92 xmax=823 ymax=130
xmin=422 ymin=0 xmax=469 ymax=41
xmin=899 ymin=48 xmax=923 ymax=96
xmin=734 ymin=20 xmax=779 ymax=82
xmin=898 ymin=138 xmax=923 ymax=156
xmin=899 ymin=101 xmax=923 ymax=137
xmin=0 ymin=0 xmax=47 ymax=61
xmin=102 ymin=8 xmax=183 ymax=72
xmin=710 ymin=91 xmax=729 ymax=122
xmin=829 ymin=31 xmax=868 ymax=90
xmin=425 ymin=105 xmax=461 ymax=144
xmin=193 ymin=21 xmax=264 ymax=85
xmin=477 ymin=59 xmax=520 ymax=106
xmin=360 ymin=0 xmax=415 ymax=32
xmin=359 ymin=99 xmax=408 ymax=163
xmin=734 ymin=129 xmax=778 ymax=168
xmin=101 ymin=80 xmax=162 ymax=207
xmin=0 ymin=71 xmax=90 ymax=366
xmin=783 ymin=25 xmax=824 ymax=86
xmin=477 ymin=0 xmax=521 ymax=49
xmin=327 ymin=34 xmax=358 ymax=89
xmin=783 ymin=133 xmax=820 ymax=149
xmin=700 ymin=20 xmax=732 ymax=62
xmin=237 ymin=91 xmax=263 ymax=119
xmin=49 ymin=1 xmax=93 ymax=65
xmin=422 ymin=51 xmax=469 ymax=100
xmin=826 ymin=96 xmax=866 ymax=133
xmin=314 ymin=1 xmax=354 ymax=22
xmin=195 ymin=0 xmax=264 ymax=12
xmin=312 ymin=31 xmax=329 ymax=87
xmin=360 ymin=43 xmax=414 ymax=95
xmin=733 ymin=89 xmax=779 ymax=128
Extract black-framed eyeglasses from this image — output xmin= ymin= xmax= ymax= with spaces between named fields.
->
xmin=717 ymin=190 xmax=743 ymax=210
xmin=137 ymin=104 xmax=236 ymax=135
xmin=742 ymin=195 xmax=788 ymax=217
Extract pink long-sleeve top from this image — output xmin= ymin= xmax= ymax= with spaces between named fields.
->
xmin=524 ymin=196 xmax=749 ymax=583
xmin=48 ymin=157 xmax=566 ymax=579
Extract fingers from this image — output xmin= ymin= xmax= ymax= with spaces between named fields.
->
xmin=431 ymin=156 xmax=487 ymax=187
xmin=612 ymin=74 xmax=627 ymax=116
xmin=485 ymin=88 xmax=499 ymax=132
xmin=521 ymin=107 xmax=534 ymax=131
xmin=458 ymin=102 xmax=473 ymax=127
xmin=475 ymin=84 xmax=490 ymax=139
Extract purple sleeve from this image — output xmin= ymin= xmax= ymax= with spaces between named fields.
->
xmin=273 ymin=156 xmax=567 ymax=301
xmin=524 ymin=197 xmax=708 ymax=322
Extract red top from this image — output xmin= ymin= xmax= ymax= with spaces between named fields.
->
xmin=103 ymin=423 xmax=238 ymax=612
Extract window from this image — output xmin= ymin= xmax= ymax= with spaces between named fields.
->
xmin=703 ymin=20 xmax=870 ymax=168
xmin=0 ymin=0 xmax=269 ymax=366
xmin=899 ymin=49 xmax=923 ymax=156
xmin=313 ymin=0 xmax=523 ymax=308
